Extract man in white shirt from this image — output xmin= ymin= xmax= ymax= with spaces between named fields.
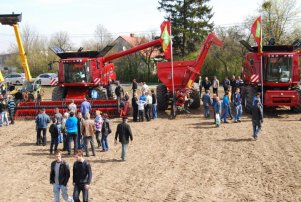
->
xmin=212 ymin=76 xmax=219 ymax=96
xmin=68 ymin=100 xmax=77 ymax=113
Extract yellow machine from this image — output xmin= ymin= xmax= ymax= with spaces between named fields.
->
xmin=0 ymin=71 xmax=4 ymax=82
xmin=0 ymin=13 xmax=41 ymax=101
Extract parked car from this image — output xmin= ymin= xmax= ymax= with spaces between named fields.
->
xmin=4 ymin=73 xmax=25 ymax=85
xmin=36 ymin=73 xmax=58 ymax=85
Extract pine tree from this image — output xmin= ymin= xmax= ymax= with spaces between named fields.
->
xmin=158 ymin=0 xmax=214 ymax=57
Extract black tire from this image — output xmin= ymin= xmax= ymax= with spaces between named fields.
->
xmin=243 ymin=86 xmax=256 ymax=113
xmin=189 ymin=88 xmax=200 ymax=109
xmin=52 ymin=86 xmax=65 ymax=100
xmin=291 ymin=88 xmax=301 ymax=113
xmin=157 ymin=84 xmax=169 ymax=111
xmin=93 ymin=87 xmax=108 ymax=100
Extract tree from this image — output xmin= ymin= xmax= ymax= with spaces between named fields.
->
xmin=49 ymin=31 xmax=73 ymax=51
xmin=260 ymin=0 xmax=301 ymax=44
xmin=158 ymin=0 xmax=214 ymax=57
xmin=94 ymin=24 xmax=113 ymax=50
xmin=5 ymin=24 xmax=50 ymax=76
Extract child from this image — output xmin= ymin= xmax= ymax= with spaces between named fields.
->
xmin=94 ymin=110 xmax=103 ymax=148
xmin=137 ymin=99 xmax=146 ymax=122
xmin=202 ymin=90 xmax=212 ymax=118
xmin=213 ymin=97 xmax=221 ymax=127
xmin=49 ymin=118 xmax=59 ymax=154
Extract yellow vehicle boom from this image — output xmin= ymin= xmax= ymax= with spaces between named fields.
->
xmin=0 ymin=13 xmax=32 ymax=81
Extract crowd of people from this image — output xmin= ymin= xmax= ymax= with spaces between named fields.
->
xmin=35 ymin=96 xmax=134 ymax=201
xmin=199 ymin=75 xmax=263 ymax=139
xmin=1 ymin=77 xmax=265 ymax=201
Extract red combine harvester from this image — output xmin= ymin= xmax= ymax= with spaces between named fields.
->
xmin=240 ymin=40 xmax=301 ymax=112
xmin=15 ymin=38 xmax=165 ymax=118
xmin=156 ymin=33 xmax=223 ymax=116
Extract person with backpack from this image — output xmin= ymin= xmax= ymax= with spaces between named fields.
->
xmin=101 ymin=113 xmax=112 ymax=152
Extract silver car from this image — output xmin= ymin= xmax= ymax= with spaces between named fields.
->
xmin=36 ymin=73 xmax=58 ymax=85
xmin=4 ymin=73 xmax=25 ymax=85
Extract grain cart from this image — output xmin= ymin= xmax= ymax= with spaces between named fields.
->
xmin=240 ymin=40 xmax=301 ymax=112
xmin=156 ymin=33 xmax=223 ymax=117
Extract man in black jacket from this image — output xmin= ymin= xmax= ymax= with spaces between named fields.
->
xmin=50 ymin=150 xmax=71 ymax=202
xmin=73 ymin=150 xmax=92 ymax=202
xmin=115 ymin=117 xmax=133 ymax=161
xmin=251 ymin=99 xmax=263 ymax=140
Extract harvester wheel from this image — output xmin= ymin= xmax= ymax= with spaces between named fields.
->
xmin=291 ymin=88 xmax=301 ymax=113
xmin=157 ymin=84 xmax=169 ymax=111
xmin=94 ymin=87 xmax=108 ymax=100
xmin=52 ymin=86 xmax=65 ymax=100
xmin=189 ymin=88 xmax=200 ymax=109
xmin=243 ymin=86 xmax=256 ymax=113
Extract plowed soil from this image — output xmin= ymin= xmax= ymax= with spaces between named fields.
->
xmin=0 ymin=86 xmax=300 ymax=201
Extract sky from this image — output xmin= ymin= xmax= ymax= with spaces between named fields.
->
xmin=0 ymin=0 xmax=264 ymax=53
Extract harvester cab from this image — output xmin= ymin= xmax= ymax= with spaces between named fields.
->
xmin=0 ymin=13 xmax=42 ymax=102
xmin=240 ymin=40 xmax=301 ymax=112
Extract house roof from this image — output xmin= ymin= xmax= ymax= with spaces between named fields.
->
xmin=116 ymin=34 xmax=162 ymax=58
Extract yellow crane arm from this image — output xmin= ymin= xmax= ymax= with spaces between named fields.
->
xmin=0 ymin=71 xmax=4 ymax=82
xmin=13 ymin=24 xmax=32 ymax=81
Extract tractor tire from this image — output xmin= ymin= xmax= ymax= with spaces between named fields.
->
xmin=243 ymin=86 xmax=256 ymax=113
xmin=189 ymin=88 xmax=201 ymax=109
xmin=94 ymin=87 xmax=108 ymax=100
xmin=52 ymin=86 xmax=65 ymax=101
xmin=157 ymin=84 xmax=169 ymax=111
xmin=291 ymin=88 xmax=301 ymax=113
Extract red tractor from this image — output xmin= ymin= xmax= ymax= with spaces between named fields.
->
xmin=240 ymin=40 xmax=301 ymax=112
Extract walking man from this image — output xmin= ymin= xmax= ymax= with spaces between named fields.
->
xmin=66 ymin=112 xmax=78 ymax=155
xmin=36 ymin=108 xmax=50 ymax=146
xmin=73 ymin=150 xmax=92 ymax=202
xmin=82 ymin=113 xmax=96 ymax=157
xmin=251 ymin=99 xmax=263 ymax=140
xmin=50 ymin=150 xmax=72 ymax=202
xmin=115 ymin=117 xmax=133 ymax=161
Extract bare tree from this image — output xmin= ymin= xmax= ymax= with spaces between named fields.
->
xmin=260 ymin=0 xmax=301 ymax=44
xmin=49 ymin=31 xmax=73 ymax=51
xmin=94 ymin=24 xmax=113 ymax=50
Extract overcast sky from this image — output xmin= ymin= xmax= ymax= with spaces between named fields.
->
xmin=0 ymin=0 xmax=265 ymax=53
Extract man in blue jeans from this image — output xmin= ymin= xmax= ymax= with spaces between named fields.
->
xmin=36 ymin=108 xmax=50 ymax=145
xmin=233 ymin=88 xmax=242 ymax=123
xmin=50 ymin=150 xmax=73 ymax=202
xmin=115 ymin=117 xmax=133 ymax=161
xmin=66 ymin=111 xmax=78 ymax=155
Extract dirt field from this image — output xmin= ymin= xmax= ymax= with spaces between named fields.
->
xmin=0 ymin=86 xmax=301 ymax=201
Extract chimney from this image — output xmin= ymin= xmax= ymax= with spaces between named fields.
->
xmin=130 ymin=33 xmax=135 ymax=37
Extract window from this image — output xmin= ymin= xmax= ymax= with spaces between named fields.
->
xmin=265 ymin=56 xmax=292 ymax=82
xmin=64 ymin=62 xmax=90 ymax=83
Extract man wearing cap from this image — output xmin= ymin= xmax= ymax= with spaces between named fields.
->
xmin=115 ymin=117 xmax=133 ymax=161
xmin=35 ymin=108 xmax=51 ymax=145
